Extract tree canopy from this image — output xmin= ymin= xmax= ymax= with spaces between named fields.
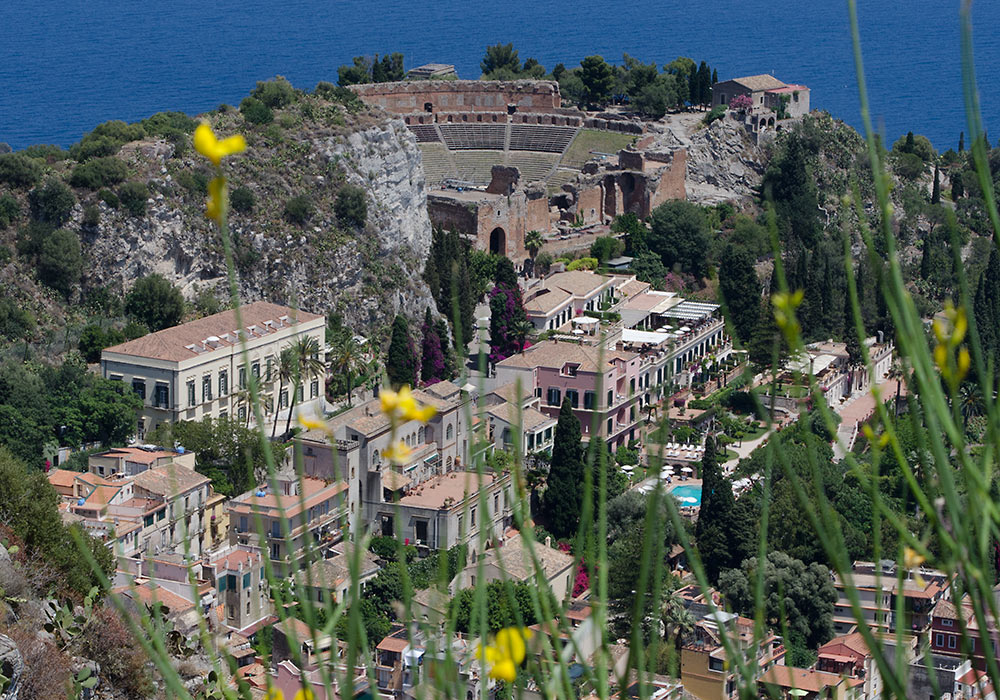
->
xmin=542 ymin=398 xmax=585 ymax=539
xmin=124 ymin=274 xmax=186 ymax=331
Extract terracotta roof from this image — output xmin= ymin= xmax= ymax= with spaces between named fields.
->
xmin=115 ymin=581 xmax=194 ymax=614
xmin=488 ymin=402 xmax=555 ymax=431
xmin=133 ymin=464 xmax=210 ymax=497
xmin=729 ymin=74 xmax=787 ymax=92
xmin=214 ymin=548 xmax=261 ymax=572
xmin=819 ymin=632 xmax=870 ymax=659
xmin=490 ymin=383 xmax=533 ymax=406
xmin=47 ymin=468 xmax=78 ymax=490
xmin=420 ymin=380 xmax=463 ymax=401
xmin=497 ymin=340 xmax=635 ymax=373
xmin=377 ymin=634 xmax=410 ymax=653
xmin=103 ymin=301 xmax=322 ymax=362
xmin=479 ymin=535 xmax=574 ymax=582
xmin=760 ymin=666 xmax=861 ymax=693
xmin=398 ymin=471 xmax=496 ymax=509
xmin=525 ymin=287 xmax=572 ymax=314
xmin=546 ymin=270 xmax=614 ymax=297
xmin=615 ymin=279 xmax=650 ymax=298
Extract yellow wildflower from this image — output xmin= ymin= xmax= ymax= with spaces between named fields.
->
xmin=480 ymin=627 xmax=532 ymax=683
xmin=265 ymin=688 xmax=283 ymax=700
xmin=383 ymin=440 xmax=413 ymax=465
xmin=380 ymin=385 xmax=437 ymax=423
xmin=297 ymin=414 xmax=328 ymax=432
xmin=904 ymin=546 xmax=927 ymax=587
xmin=262 ymin=689 xmax=314 ymax=700
xmin=194 ymin=122 xmax=246 ymax=166
xmin=933 ymin=302 xmax=971 ymax=383
xmin=206 ymin=176 xmax=226 ymax=223
xmin=295 ymin=690 xmax=315 ymax=700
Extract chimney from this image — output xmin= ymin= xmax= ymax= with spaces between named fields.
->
xmin=545 ymin=536 xmax=552 ymax=548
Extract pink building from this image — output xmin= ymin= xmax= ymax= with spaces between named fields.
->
xmin=495 ymin=340 xmax=642 ymax=448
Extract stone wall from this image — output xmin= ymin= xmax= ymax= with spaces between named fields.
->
xmin=350 ymin=80 xmax=561 ymax=115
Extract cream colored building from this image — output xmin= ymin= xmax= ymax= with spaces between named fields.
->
xmin=100 ymin=301 xmax=327 ymax=437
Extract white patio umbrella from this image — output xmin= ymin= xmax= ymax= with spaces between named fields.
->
xmin=681 ymin=466 xmax=693 ymax=473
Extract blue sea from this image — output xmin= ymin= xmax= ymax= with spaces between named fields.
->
xmin=1 ymin=0 xmax=997 ymax=151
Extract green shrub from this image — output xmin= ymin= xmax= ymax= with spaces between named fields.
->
xmin=70 ymin=120 xmax=145 ymax=161
xmin=0 ymin=153 xmax=43 ymax=187
xmin=567 ymin=257 xmax=598 ymax=271
xmin=38 ymin=228 xmax=82 ymax=296
xmin=240 ymin=97 xmax=273 ymax=125
xmin=702 ymin=104 xmax=726 ymax=126
xmin=28 ymin=178 xmax=75 ymax=225
xmin=98 ymin=188 xmax=120 ymax=208
xmin=0 ymin=193 xmax=20 ymax=229
xmin=125 ymin=274 xmax=185 ymax=330
xmin=230 ymin=186 xmax=255 ymax=214
xmin=140 ymin=111 xmax=197 ymax=137
xmin=0 ymin=246 xmax=12 ymax=265
xmin=334 ymin=184 xmax=367 ymax=228
xmin=78 ymin=323 xmax=126 ymax=363
xmin=252 ymin=76 xmax=297 ymax=108
xmin=16 ymin=220 xmax=53 ymax=258
xmin=176 ymin=170 xmax=209 ymax=195
xmin=118 ymin=181 xmax=148 ymax=216
xmin=283 ymin=195 xmax=312 ymax=224
xmin=82 ymin=204 xmax=100 ymax=228
xmin=123 ymin=321 xmax=149 ymax=340
xmin=894 ymin=151 xmax=926 ymax=181
xmin=315 ymin=82 xmax=364 ymax=110
xmin=69 ymin=157 xmax=128 ymax=189
xmin=21 ymin=144 xmax=68 ymax=161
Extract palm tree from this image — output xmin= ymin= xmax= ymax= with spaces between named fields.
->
xmin=271 ymin=349 xmax=295 ymax=439
xmin=524 ymin=230 xmax=544 ymax=275
xmin=959 ymin=382 xmax=985 ymax=421
xmin=331 ymin=335 xmax=363 ymax=407
xmin=283 ymin=336 xmax=326 ymax=436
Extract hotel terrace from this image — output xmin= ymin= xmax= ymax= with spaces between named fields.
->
xmin=227 ymin=466 xmax=350 ymax=577
xmin=100 ymin=301 xmax=327 ymax=437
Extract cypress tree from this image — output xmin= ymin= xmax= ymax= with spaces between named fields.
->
xmin=385 ymin=315 xmax=417 ymax=388
xmin=931 ymin=164 xmax=941 ymax=204
xmin=688 ymin=69 xmax=698 ymax=107
xmin=542 ymin=398 xmax=585 ymax=539
xmin=454 ymin=256 xmax=475 ymax=351
xmin=844 ymin=281 xmax=863 ymax=379
xmin=697 ymin=61 xmax=712 ymax=105
xmin=952 ymin=171 xmax=964 ymax=200
xmin=433 ymin=317 xmax=457 ymax=378
xmin=494 ymin=256 xmax=518 ymax=288
xmin=904 ymin=131 xmax=915 ymax=154
xmin=975 ymin=248 xmax=1000 ymax=372
xmin=420 ymin=308 xmax=446 ymax=384
xmin=718 ymin=243 xmax=760 ymax=346
xmin=712 ymin=68 xmax=718 ymax=85
xmin=959 ymin=131 xmax=965 ymax=152
xmin=694 ymin=436 xmax=737 ymax=582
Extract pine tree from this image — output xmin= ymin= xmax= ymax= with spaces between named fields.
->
xmin=931 ymin=164 xmax=941 ymax=204
xmin=385 ymin=315 xmax=417 ymax=388
xmin=694 ymin=436 xmax=738 ymax=582
xmin=542 ymin=398 xmax=585 ymax=539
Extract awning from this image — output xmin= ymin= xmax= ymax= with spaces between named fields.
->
xmin=382 ymin=471 xmax=412 ymax=491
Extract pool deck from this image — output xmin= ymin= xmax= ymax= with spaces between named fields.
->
xmin=632 ymin=476 xmax=703 ymax=498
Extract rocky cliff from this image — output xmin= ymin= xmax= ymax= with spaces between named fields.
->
xmin=0 ymin=87 xmax=436 ymax=342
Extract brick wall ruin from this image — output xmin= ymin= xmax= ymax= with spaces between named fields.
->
xmin=349 ymin=80 xmax=561 ymax=116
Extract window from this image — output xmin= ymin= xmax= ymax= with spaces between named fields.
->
xmin=470 ymin=507 xmax=476 ymax=527
xmin=296 ymin=385 xmax=304 ymax=402
xmin=219 ymin=370 xmax=228 ymax=396
xmin=243 ymin=573 xmax=251 ymax=588
xmin=310 ymin=380 xmax=319 ymax=399
xmin=228 ymin=605 xmax=235 ymax=619
xmin=942 ymin=618 xmax=954 ymax=627
xmin=561 ymin=363 xmax=579 ymax=377
xmin=188 ymin=381 xmax=196 ymax=407
xmin=418 ymin=427 xmax=425 ymax=443
xmin=607 ymin=418 xmax=613 ymax=434
xmin=218 ymin=577 xmax=227 ymax=592
xmin=132 ymin=379 xmax=146 ymax=400
xmin=251 ymin=361 xmax=260 ymax=379
xmin=547 ymin=387 xmax=561 ymax=406
xmin=935 ymin=633 xmax=945 ymax=647
xmin=238 ymin=407 xmax=246 ymax=423
xmin=494 ymin=493 xmax=500 ymax=512
xmin=446 ymin=424 xmax=454 ymax=440
xmin=948 ymin=635 xmax=957 ymax=649
xmin=415 ymin=520 xmax=428 ymax=542
xmin=202 ymin=375 xmax=213 ymax=402
xmin=607 ymin=389 xmax=613 ymax=407
xmin=271 ymin=542 xmax=280 ymax=560
xmin=154 ymin=384 xmax=169 ymax=408
xmin=239 ymin=516 xmax=247 ymax=531
xmin=246 ymin=599 xmax=250 ymax=615
xmin=266 ymin=356 xmax=273 ymax=382
xmin=584 ymin=391 xmax=596 ymax=410
xmin=279 ymin=389 xmax=289 ymax=409
xmin=372 ymin=450 xmax=380 ymax=467
xmin=157 ymin=509 xmax=166 ymax=521
xmin=566 ymin=389 xmax=579 ymax=408
xmin=239 ymin=366 xmax=247 ymax=389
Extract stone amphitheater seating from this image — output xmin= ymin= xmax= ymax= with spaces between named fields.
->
xmin=451 ymin=151 xmax=500 ymax=187
xmin=410 ymin=125 xmax=440 ymax=143
xmin=506 ymin=152 xmax=559 ymax=183
xmin=509 ymin=125 xmax=577 ymax=153
xmin=417 ymin=143 xmax=455 ymax=185
xmin=438 ymin=124 xmax=506 ymax=150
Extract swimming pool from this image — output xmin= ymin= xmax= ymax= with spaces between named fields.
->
xmin=671 ymin=484 xmax=703 ymax=507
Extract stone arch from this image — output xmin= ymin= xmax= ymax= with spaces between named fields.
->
xmin=489 ymin=227 xmax=506 ymax=255
xmin=768 ymin=117 xmax=775 ymax=127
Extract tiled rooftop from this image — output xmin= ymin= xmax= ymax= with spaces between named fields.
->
xmin=103 ymin=301 xmax=322 ymax=362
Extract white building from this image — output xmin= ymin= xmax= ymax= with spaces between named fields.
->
xmin=100 ymin=301 xmax=327 ymax=437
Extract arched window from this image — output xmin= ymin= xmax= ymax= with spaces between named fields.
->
xmin=372 ymin=449 xmax=380 ymax=467
xmin=418 ymin=426 xmax=425 ymax=443
xmin=446 ymin=424 xmax=454 ymax=440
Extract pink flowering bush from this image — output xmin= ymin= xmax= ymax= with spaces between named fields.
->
xmin=729 ymin=94 xmax=753 ymax=111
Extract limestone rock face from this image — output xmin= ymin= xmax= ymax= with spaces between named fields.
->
xmin=79 ymin=117 xmax=434 ymax=331
xmin=0 ymin=633 xmax=23 ymax=700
